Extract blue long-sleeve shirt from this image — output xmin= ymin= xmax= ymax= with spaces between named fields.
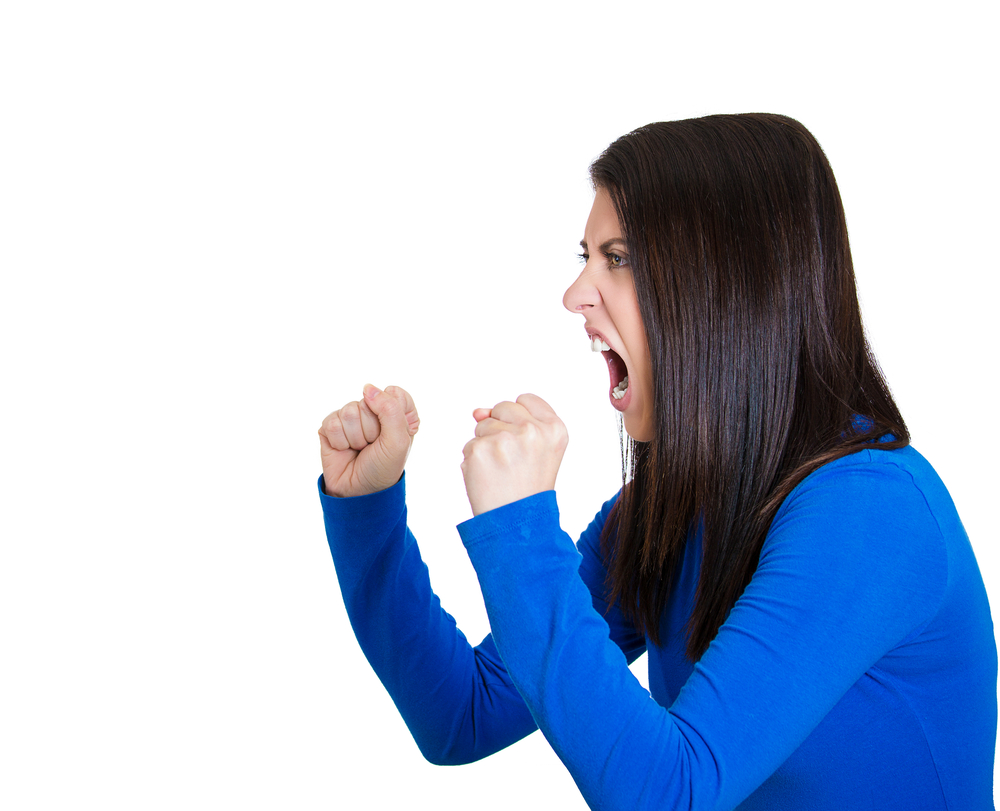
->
xmin=320 ymin=445 xmax=996 ymax=809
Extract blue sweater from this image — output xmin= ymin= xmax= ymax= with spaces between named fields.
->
xmin=320 ymin=446 xmax=996 ymax=810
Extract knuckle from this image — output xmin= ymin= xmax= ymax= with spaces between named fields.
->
xmin=495 ymin=432 xmax=515 ymax=455
xmin=387 ymin=386 xmax=407 ymax=405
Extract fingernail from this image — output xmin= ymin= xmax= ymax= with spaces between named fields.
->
xmin=364 ymin=384 xmax=381 ymax=400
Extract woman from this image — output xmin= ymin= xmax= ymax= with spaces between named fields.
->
xmin=317 ymin=114 xmax=996 ymax=809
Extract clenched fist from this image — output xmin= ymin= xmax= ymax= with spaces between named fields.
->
xmin=461 ymin=393 xmax=568 ymax=516
xmin=319 ymin=384 xmax=420 ymax=498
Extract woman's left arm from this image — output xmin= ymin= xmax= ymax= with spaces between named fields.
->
xmin=458 ymin=453 xmax=952 ymax=810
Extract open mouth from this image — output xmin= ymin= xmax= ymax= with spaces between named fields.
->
xmin=605 ymin=350 xmax=629 ymax=399
xmin=590 ymin=334 xmax=630 ymax=408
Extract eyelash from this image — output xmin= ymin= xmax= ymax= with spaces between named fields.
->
xmin=577 ymin=251 xmax=628 ymax=268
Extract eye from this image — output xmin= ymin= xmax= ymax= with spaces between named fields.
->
xmin=606 ymin=252 xmax=627 ymax=268
xmin=577 ymin=252 xmax=589 ymax=264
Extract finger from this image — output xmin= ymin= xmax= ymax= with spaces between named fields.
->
xmin=386 ymin=385 xmax=420 ymax=436
xmin=488 ymin=400 xmax=528 ymax=424
xmin=363 ymin=384 xmax=411 ymax=456
xmin=405 ymin=411 xmax=420 ymax=435
xmin=318 ymin=427 xmax=336 ymax=455
xmin=514 ymin=393 xmax=557 ymax=419
xmin=474 ymin=417 xmax=512 ymax=437
xmin=472 ymin=407 xmax=492 ymax=423
xmin=338 ymin=401 xmax=370 ymax=450
xmin=319 ymin=411 xmax=351 ymax=451
xmin=358 ymin=399 xmax=381 ymax=444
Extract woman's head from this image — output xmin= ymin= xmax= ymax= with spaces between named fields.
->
xmin=583 ymin=113 xmax=868 ymax=450
xmin=583 ymin=114 xmax=908 ymax=658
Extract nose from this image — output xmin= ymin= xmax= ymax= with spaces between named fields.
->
xmin=563 ymin=266 xmax=599 ymax=314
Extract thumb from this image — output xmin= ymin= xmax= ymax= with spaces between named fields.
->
xmin=363 ymin=384 xmax=410 ymax=450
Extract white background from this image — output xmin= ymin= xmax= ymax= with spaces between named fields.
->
xmin=2 ymin=2 xmax=996 ymax=808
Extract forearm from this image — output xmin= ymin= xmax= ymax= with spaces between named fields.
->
xmin=320 ymin=474 xmax=536 ymax=764
xmin=459 ymin=492 xmax=705 ymax=809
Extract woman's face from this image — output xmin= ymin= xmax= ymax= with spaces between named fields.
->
xmin=564 ymin=188 xmax=654 ymax=442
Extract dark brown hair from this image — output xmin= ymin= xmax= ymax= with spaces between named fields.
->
xmin=591 ymin=114 xmax=908 ymax=660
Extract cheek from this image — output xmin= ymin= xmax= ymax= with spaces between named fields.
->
xmin=624 ymin=287 xmax=646 ymax=351
xmin=628 ymin=313 xmax=650 ymax=384
xmin=628 ymin=304 xmax=654 ymax=431
xmin=611 ymin=281 xmax=646 ymax=345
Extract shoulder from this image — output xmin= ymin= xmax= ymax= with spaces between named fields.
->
xmin=776 ymin=445 xmax=954 ymax=532
xmin=742 ymin=446 xmax=958 ymax=646
xmin=762 ymin=445 xmax=952 ymax=610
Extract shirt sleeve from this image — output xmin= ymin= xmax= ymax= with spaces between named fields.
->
xmin=319 ymin=473 xmax=536 ymax=764
xmin=457 ymin=454 xmax=947 ymax=810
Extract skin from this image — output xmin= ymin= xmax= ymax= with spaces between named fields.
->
xmin=563 ymin=187 xmax=654 ymax=443
xmin=318 ymin=383 xmax=567 ymax=515
xmin=318 ymin=384 xmax=420 ymax=498
xmin=318 ymin=188 xmax=651 ymax=513
xmin=462 ymin=394 xmax=568 ymax=515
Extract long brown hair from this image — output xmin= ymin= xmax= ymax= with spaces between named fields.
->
xmin=592 ymin=114 xmax=908 ymax=660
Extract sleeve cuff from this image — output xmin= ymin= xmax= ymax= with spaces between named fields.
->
xmin=318 ymin=472 xmax=406 ymax=520
xmin=318 ymin=472 xmax=408 ymax=574
xmin=457 ymin=490 xmax=561 ymax=550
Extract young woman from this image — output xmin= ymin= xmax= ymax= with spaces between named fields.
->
xmin=317 ymin=114 xmax=997 ymax=810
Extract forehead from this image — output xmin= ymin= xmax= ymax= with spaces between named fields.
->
xmin=584 ymin=188 xmax=622 ymax=243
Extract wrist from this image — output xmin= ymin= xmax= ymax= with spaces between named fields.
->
xmin=320 ymin=472 xmax=405 ymax=500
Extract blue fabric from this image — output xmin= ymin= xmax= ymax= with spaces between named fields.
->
xmin=320 ymin=445 xmax=996 ymax=810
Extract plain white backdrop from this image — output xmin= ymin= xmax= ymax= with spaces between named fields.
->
xmin=2 ymin=2 xmax=996 ymax=808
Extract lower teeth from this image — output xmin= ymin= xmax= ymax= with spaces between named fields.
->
xmin=612 ymin=375 xmax=629 ymax=399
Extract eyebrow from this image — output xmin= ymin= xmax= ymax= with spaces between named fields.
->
xmin=579 ymin=238 xmax=628 ymax=252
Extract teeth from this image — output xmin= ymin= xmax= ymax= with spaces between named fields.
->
xmin=590 ymin=337 xmax=612 ymax=352
xmin=612 ymin=375 xmax=629 ymax=399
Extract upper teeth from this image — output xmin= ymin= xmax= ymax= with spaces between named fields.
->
xmin=590 ymin=337 xmax=611 ymax=352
